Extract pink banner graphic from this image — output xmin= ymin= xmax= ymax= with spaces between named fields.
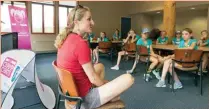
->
xmin=1 ymin=57 xmax=17 ymax=78
xmin=8 ymin=5 xmax=31 ymax=49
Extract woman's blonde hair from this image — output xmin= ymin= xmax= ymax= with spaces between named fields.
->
xmin=54 ymin=5 xmax=90 ymax=49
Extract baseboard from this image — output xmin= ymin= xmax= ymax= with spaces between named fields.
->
xmin=34 ymin=50 xmax=57 ymax=54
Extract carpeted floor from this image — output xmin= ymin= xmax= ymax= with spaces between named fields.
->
xmin=16 ymin=53 xmax=209 ymax=109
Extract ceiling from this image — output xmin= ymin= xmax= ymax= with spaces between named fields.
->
xmin=143 ymin=4 xmax=208 ymax=16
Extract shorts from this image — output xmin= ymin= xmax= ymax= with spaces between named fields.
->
xmin=65 ymin=88 xmax=101 ymax=109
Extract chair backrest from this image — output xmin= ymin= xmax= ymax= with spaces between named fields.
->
xmin=52 ymin=61 xmax=79 ymax=104
xmin=174 ymin=49 xmax=203 ymax=68
xmin=137 ymin=45 xmax=149 ymax=56
xmin=124 ymin=43 xmax=136 ymax=52
xmin=99 ymin=41 xmax=112 ymax=49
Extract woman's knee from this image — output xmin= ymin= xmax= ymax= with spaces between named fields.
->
xmin=118 ymin=51 xmax=125 ymax=56
xmin=150 ymin=57 xmax=159 ymax=64
xmin=121 ymin=74 xmax=134 ymax=85
xmin=153 ymin=58 xmax=159 ymax=64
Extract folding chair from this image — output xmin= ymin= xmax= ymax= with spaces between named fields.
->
xmin=98 ymin=41 xmax=114 ymax=61
xmin=171 ymin=49 xmax=204 ymax=95
xmin=136 ymin=45 xmax=150 ymax=82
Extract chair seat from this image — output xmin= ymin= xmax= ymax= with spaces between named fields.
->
xmin=99 ymin=49 xmax=110 ymax=53
xmin=175 ymin=66 xmax=198 ymax=71
xmin=139 ymin=57 xmax=148 ymax=63
xmin=65 ymin=100 xmax=125 ymax=109
xmin=97 ymin=100 xmax=125 ymax=109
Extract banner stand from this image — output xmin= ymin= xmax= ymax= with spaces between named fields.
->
xmin=1 ymin=50 xmax=56 ymax=109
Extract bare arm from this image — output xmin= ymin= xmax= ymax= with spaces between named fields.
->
xmin=131 ymin=35 xmax=138 ymax=43
xmin=82 ymin=62 xmax=105 ymax=87
xmin=123 ymin=35 xmax=130 ymax=43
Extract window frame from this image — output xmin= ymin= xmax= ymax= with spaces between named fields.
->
xmin=58 ymin=5 xmax=75 ymax=33
xmin=31 ymin=2 xmax=55 ymax=34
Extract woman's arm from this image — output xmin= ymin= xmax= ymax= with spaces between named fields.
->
xmin=82 ymin=62 xmax=105 ymax=87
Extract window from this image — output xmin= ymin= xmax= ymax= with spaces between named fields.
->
xmin=31 ymin=1 xmax=55 ymax=33
xmin=31 ymin=4 xmax=42 ymax=33
xmin=1 ymin=1 xmax=26 ymax=32
xmin=58 ymin=1 xmax=76 ymax=32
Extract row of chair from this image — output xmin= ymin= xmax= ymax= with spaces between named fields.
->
xmin=94 ymin=42 xmax=205 ymax=96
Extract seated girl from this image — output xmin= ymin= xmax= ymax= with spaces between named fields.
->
xmin=156 ymin=30 xmax=169 ymax=45
xmin=197 ymin=30 xmax=209 ymax=73
xmin=126 ymin=28 xmax=164 ymax=81
xmin=111 ymin=29 xmax=140 ymax=70
xmin=93 ymin=32 xmax=109 ymax=64
xmin=112 ymin=29 xmax=121 ymax=41
xmin=172 ymin=31 xmax=183 ymax=45
xmin=156 ymin=28 xmax=198 ymax=89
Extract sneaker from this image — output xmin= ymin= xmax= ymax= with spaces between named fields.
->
xmin=126 ymin=70 xmax=133 ymax=74
xmin=143 ymin=74 xmax=152 ymax=82
xmin=152 ymin=70 xmax=161 ymax=80
xmin=111 ymin=65 xmax=119 ymax=70
xmin=156 ymin=80 xmax=166 ymax=87
xmin=170 ymin=81 xmax=183 ymax=89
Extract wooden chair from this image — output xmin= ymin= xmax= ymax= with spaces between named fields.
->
xmin=123 ymin=43 xmax=136 ymax=59
xmin=98 ymin=41 xmax=114 ymax=61
xmin=135 ymin=45 xmax=151 ymax=81
xmin=52 ymin=61 xmax=125 ymax=109
xmin=171 ymin=49 xmax=204 ymax=95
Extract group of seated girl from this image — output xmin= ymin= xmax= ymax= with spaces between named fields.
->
xmin=87 ymin=29 xmax=122 ymax=42
xmin=111 ymin=27 xmax=208 ymax=89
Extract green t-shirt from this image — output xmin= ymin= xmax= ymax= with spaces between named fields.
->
xmin=172 ymin=37 xmax=183 ymax=45
xmin=157 ymin=36 xmax=168 ymax=44
xmin=178 ymin=39 xmax=198 ymax=50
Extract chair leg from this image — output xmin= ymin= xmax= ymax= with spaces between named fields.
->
xmin=167 ymin=73 xmax=170 ymax=84
xmin=200 ymin=68 xmax=203 ymax=96
xmin=194 ymin=70 xmax=198 ymax=87
xmin=55 ymin=94 xmax=61 ymax=109
xmin=76 ymin=100 xmax=82 ymax=109
xmin=171 ymin=61 xmax=175 ymax=93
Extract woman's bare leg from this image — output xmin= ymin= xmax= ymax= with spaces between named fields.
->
xmin=160 ymin=59 xmax=172 ymax=81
xmin=116 ymin=51 xmax=126 ymax=66
xmin=202 ymin=53 xmax=208 ymax=71
xmin=98 ymin=74 xmax=134 ymax=105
